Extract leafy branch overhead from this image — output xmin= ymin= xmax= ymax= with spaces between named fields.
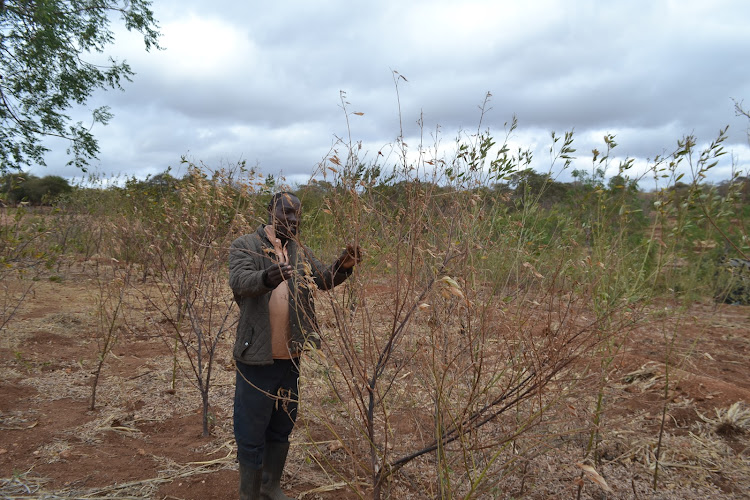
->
xmin=0 ymin=0 xmax=160 ymax=172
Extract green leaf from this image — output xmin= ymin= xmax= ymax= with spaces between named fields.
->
xmin=0 ymin=0 xmax=162 ymax=172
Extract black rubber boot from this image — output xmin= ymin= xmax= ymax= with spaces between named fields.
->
xmin=260 ymin=441 xmax=293 ymax=500
xmin=239 ymin=463 xmax=262 ymax=500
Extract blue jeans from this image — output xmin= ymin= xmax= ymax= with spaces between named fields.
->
xmin=234 ymin=359 xmax=300 ymax=469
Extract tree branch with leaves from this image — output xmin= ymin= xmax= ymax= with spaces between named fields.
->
xmin=0 ymin=0 xmax=160 ymax=172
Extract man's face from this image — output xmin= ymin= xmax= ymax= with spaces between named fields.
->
xmin=269 ymin=194 xmax=301 ymax=241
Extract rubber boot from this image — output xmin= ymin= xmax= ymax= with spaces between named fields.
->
xmin=239 ymin=463 xmax=262 ymax=500
xmin=260 ymin=441 xmax=293 ymax=500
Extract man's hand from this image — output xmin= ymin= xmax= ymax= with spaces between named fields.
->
xmin=338 ymin=244 xmax=362 ymax=269
xmin=263 ymin=263 xmax=293 ymax=288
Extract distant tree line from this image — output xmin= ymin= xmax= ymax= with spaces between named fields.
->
xmin=0 ymin=173 xmax=72 ymax=205
xmin=2 ymin=167 xmax=748 ymax=214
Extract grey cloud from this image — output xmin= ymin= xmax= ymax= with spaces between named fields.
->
xmin=23 ymin=0 xmax=750 ymax=188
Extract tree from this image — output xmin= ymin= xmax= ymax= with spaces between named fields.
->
xmin=0 ymin=0 xmax=160 ymax=172
xmin=0 ymin=172 xmax=72 ymax=203
xmin=510 ymin=168 xmax=568 ymax=207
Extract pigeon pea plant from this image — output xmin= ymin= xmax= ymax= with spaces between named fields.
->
xmin=295 ymin=91 xmax=650 ymax=499
xmin=133 ymin=161 xmax=261 ymax=437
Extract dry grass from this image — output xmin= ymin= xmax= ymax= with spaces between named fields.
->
xmin=701 ymin=402 xmax=750 ymax=436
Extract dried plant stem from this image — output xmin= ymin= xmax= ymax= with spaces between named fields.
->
xmin=90 ymin=269 xmax=128 ymax=411
xmin=653 ymin=316 xmax=678 ymax=491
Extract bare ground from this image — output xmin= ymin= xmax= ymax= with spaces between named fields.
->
xmin=1 ymin=263 xmax=749 ymax=499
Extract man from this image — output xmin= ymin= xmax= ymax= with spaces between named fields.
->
xmin=228 ymin=192 xmax=360 ymax=499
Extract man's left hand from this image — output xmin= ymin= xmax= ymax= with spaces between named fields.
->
xmin=338 ymin=244 xmax=362 ymax=269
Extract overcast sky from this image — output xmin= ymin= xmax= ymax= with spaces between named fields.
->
xmin=30 ymin=0 xmax=750 ymax=188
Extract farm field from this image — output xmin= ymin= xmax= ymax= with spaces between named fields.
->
xmin=3 ymin=1 xmax=750 ymax=498
xmin=1 ymin=135 xmax=749 ymax=499
xmin=1 ymin=262 xmax=749 ymax=499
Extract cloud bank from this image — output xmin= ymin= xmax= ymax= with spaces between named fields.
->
xmin=30 ymin=0 xmax=750 ymax=187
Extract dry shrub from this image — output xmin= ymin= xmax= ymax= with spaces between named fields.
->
xmin=130 ymin=161 xmax=263 ymax=437
xmin=292 ymin=113 xmax=644 ymax=499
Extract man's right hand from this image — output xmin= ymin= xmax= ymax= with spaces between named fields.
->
xmin=263 ymin=263 xmax=293 ymax=288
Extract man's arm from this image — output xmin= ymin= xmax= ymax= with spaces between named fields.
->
xmin=306 ymin=245 xmax=361 ymax=291
xmin=228 ymin=235 xmax=272 ymax=299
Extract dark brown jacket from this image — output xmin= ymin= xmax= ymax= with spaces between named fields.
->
xmin=228 ymin=225 xmax=350 ymax=365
